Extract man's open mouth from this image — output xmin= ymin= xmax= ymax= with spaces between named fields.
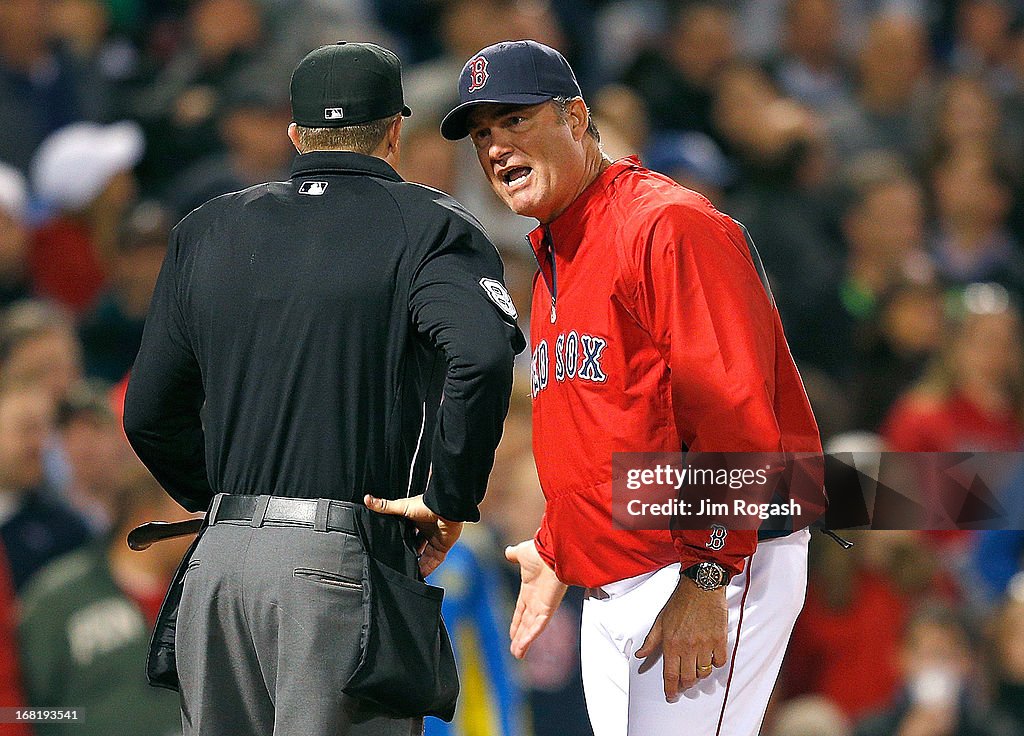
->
xmin=502 ymin=166 xmax=533 ymax=189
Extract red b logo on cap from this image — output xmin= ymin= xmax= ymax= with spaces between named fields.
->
xmin=467 ymin=56 xmax=489 ymax=92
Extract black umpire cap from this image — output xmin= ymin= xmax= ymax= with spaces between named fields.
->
xmin=290 ymin=42 xmax=412 ymax=128
xmin=440 ymin=40 xmax=582 ymax=140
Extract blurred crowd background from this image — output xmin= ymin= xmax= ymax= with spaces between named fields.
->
xmin=2 ymin=0 xmax=1024 ymax=734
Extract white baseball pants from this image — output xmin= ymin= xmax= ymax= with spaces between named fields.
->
xmin=580 ymin=529 xmax=810 ymax=736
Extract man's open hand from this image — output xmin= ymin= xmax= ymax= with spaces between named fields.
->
xmin=505 ymin=539 xmax=568 ymax=659
xmin=634 ymin=575 xmax=728 ymax=702
xmin=364 ymin=494 xmax=463 ymax=577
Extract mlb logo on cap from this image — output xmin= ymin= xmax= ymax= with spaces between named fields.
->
xmin=440 ymin=40 xmax=582 ymax=140
xmin=290 ymin=41 xmax=412 ymax=128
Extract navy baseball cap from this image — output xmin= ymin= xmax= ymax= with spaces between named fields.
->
xmin=291 ymin=42 xmax=412 ymax=128
xmin=440 ymin=40 xmax=582 ymax=140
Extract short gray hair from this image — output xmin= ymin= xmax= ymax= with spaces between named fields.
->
xmin=0 ymin=299 xmax=76 ymax=366
xmin=552 ymin=96 xmax=601 ymax=143
xmin=295 ymin=114 xmax=399 ymax=154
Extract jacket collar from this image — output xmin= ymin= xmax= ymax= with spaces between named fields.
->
xmin=528 ymin=156 xmax=641 ymax=262
xmin=290 ymin=151 xmax=403 ymax=182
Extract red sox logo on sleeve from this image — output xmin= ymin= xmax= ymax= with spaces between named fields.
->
xmin=706 ymin=524 xmax=727 ymax=551
xmin=467 ymin=56 xmax=489 ymax=92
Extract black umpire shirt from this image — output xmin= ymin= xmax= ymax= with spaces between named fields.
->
xmin=123 ymin=151 xmax=526 ymax=522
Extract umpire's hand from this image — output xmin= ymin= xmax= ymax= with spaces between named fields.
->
xmin=363 ymin=494 xmax=463 ymax=577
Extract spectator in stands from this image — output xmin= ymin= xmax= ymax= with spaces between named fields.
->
xmin=838 ymin=155 xmax=941 ymax=430
xmin=397 ymin=114 xmax=459 ymax=194
xmin=590 ymin=84 xmax=649 ymax=162
xmin=883 ymin=283 xmax=1024 ymax=452
xmin=784 ymin=532 xmax=910 ymax=718
xmin=0 ymin=0 xmax=93 ymax=172
xmin=929 ymin=148 xmax=1024 ymax=299
xmin=924 ymin=75 xmax=1023 ymax=178
xmin=17 ymin=468 xmax=193 ymax=736
xmin=849 ymin=280 xmax=947 ymax=432
xmin=713 ymin=60 xmax=844 ymax=373
xmin=78 ymin=200 xmax=170 ymax=381
xmin=405 ymin=0 xmax=559 ymax=122
xmin=621 ymin=1 xmax=736 ymax=139
xmin=129 ymin=0 xmax=289 ymax=195
xmin=0 ymin=547 xmax=32 ymax=735
xmin=643 ymin=130 xmax=735 ymax=207
xmin=827 ymin=13 xmax=932 ymax=162
xmin=0 ymin=299 xmax=90 ymax=498
xmin=786 ymin=531 xmax=962 ymax=720
xmin=0 ymin=381 xmax=90 ymax=592
xmin=49 ymin=0 xmax=112 ymax=63
xmin=0 ymin=300 xmax=83 ymax=405
xmin=854 ymin=602 xmax=1017 ymax=736
xmin=29 ymin=121 xmax=144 ymax=316
xmin=949 ymin=0 xmax=1018 ymax=93
xmin=406 ymin=0 xmax=557 ymax=255
xmin=766 ymin=0 xmax=853 ymax=113
xmin=164 ymin=85 xmax=294 ymax=218
xmin=47 ymin=0 xmax=139 ymax=122
xmin=0 ymin=164 xmax=32 ymax=308
xmin=57 ymin=380 xmax=135 ymax=534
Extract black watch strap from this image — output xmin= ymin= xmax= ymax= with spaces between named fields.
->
xmin=681 ymin=561 xmax=730 ymax=591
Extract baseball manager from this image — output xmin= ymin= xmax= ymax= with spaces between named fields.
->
xmin=442 ymin=40 xmax=825 ymax=736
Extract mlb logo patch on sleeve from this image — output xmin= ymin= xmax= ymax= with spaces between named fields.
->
xmin=480 ymin=278 xmax=517 ymax=319
xmin=298 ymin=181 xmax=328 ymax=196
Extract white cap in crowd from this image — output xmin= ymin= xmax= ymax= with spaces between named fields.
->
xmin=0 ymin=163 xmax=28 ymax=222
xmin=30 ymin=121 xmax=145 ymax=211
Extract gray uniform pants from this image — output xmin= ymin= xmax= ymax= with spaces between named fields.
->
xmin=176 ymin=512 xmax=423 ymax=736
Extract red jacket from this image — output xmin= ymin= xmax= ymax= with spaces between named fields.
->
xmin=528 ymin=157 xmax=822 ymax=588
xmin=30 ymin=216 xmax=107 ymax=315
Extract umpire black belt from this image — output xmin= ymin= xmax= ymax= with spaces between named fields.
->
xmin=207 ymin=493 xmax=359 ymax=535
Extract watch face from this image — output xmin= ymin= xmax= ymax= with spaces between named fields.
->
xmin=695 ymin=562 xmax=725 ymax=590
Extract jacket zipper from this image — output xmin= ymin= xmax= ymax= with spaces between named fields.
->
xmin=529 ymin=227 xmax=558 ymax=324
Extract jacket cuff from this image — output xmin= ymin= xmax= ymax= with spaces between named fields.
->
xmin=534 ymin=516 xmax=557 ymax=571
xmin=672 ymin=530 xmax=757 ymax=578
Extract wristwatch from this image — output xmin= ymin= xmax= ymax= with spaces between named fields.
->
xmin=681 ymin=561 xmax=730 ymax=591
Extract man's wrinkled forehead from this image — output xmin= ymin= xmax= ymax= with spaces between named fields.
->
xmin=464 ymin=101 xmax=549 ymax=132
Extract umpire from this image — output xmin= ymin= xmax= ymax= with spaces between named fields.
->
xmin=123 ymin=42 xmax=525 ymax=736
